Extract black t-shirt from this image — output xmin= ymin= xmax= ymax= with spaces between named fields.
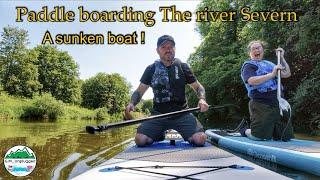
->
xmin=140 ymin=60 xmax=197 ymax=113
xmin=242 ymin=63 xmax=278 ymax=106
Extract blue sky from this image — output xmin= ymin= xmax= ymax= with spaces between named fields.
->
xmin=0 ymin=1 xmax=202 ymax=99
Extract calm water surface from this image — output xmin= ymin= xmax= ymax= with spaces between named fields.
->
xmin=0 ymin=119 xmax=136 ymax=179
xmin=0 ymin=118 xmax=319 ymax=179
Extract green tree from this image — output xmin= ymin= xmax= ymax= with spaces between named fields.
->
xmin=288 ymin=5 xmax=320 ymax=133
xmin=188 ymin=0 xmax=249 ymax=110
xmin=0 ymin=26 xmax=42 ymax=97
xmin=34 ymin=45 xmax=81 ymax=104
xmin=141 ymin=99 xmax=153 ymax=115
xmin=81 ymin=73 xmax=130 ymax=115
xmin=188 ymin=0 xmax=320 ymax=134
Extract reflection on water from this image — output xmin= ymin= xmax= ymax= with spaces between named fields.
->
xmin=52 ymin=153 xmax=82 ymax=180
xmin=65 ymin=138 xmax=133 ymax=179
xmin=0 ymin=119 xmax=136 ymax=179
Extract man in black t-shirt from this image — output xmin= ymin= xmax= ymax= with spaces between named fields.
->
xmin=125 ymin=35 xmax=209 ymax=147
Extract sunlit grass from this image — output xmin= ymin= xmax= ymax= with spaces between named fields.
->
xmin=0 ymin=93 xmax=126 ymax=121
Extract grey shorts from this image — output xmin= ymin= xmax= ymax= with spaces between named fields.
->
xmin=137 ymin=113 xmax=203 ymax=141
xmin=249 ymin=100 xmax=294 ymax=140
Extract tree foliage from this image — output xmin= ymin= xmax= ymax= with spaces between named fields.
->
xmin=288 ymin=5 xmax=320 ymax=134
xmin=0 ymin=27 xmax=81 ymax=103
xmin=0 ymin=27 xmax=132 ymax=118
xmin=188 ymin=0 xmax=320 ymax=133
xmin=34 ymin=45 xmax=81 ymax=104
xmin=0 ymin=26 xmax=42 ymax=97
xmin=81 ymin=73 xmax=130 ymax=114
xmin=141 ymin=99 xmax=153 ymax=115
xmin=22 ymin=93 xmax=64 ymax=120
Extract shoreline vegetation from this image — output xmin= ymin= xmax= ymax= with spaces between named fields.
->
xmin=0 ymin=93 xmax=144 ymax=122
xmin=0 ymin=26 xmax=149 ymax=123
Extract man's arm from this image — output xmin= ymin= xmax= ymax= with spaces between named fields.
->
xmin=189 ymin=81 xmax=206 ymax=100
xmin=125 ymin=83 xmax=149 ymax=119
xmin=189 ymin=81 xmax=209 ymax=112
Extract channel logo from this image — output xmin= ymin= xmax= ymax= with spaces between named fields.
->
xmin=3 ymin=145 xmax=37 ymax=176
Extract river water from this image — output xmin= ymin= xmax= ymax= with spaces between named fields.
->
xmin=0 ymin=119 xmax=319 ymax=179
xmin=0 ymin=119 xmax=136 ymax=179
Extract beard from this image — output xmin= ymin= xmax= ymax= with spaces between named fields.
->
xmin=163 ymin=53 xmax=174 ymax=62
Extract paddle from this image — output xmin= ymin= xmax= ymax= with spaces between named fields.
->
xmin=277 ymin=50 xmax=292 ymax=118
xmin=86 ymin=104 xmax=239 ymax=134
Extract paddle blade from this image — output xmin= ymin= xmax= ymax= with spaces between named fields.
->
xmin=279 ymin=98 xmax=291 ymax=118
xmin=86 ymin=126 xmax=97 ymax=134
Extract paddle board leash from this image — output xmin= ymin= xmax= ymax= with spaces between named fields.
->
xmin=225 ymin=117 xmax=249 ymax=133
xmin=280 ymin=114 xmax=292 ymax=141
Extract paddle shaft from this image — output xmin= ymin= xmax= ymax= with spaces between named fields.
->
xmin=277 ymin=50 xmax=282 ymax=100
xmin=86 ymin=104 xmax=236 ymax=134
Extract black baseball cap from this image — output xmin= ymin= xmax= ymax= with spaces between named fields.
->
xmin=157 ymin=35 xmax=175 ymax=47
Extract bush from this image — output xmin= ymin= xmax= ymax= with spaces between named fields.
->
xmin=0 ymin=92 xmax=30 ymax=119
xmin=141 ymin=99 xmax=153 ymax=115
xmin=63 ymin=105 xmax=96 ymax=120
xmin=95 ymin=107 xmax=110 ymax=120
xmin=81 ymin=73 xmax=130 ymax=114
xmin=22 ymin=93 xmax=64 ymax=120
xmin=0 ymin=108 xmax=14 ymax=119
xmin=291 ymin=77 xmax=320 ymax=134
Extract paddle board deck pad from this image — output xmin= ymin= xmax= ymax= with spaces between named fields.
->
xmin=72 ymin=140 xmax=289 ymax=179
xmin=205 ymin=129 xmax=320 ymax=176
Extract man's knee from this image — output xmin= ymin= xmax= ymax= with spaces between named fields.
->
xmin=188 ymin=132 xmax=207 ymax=146
xmin=135 ymin=133 xmax=153 ymax=147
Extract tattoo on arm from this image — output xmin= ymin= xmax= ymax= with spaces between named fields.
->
xmin=197 ymin=85 xmax=206 ymax=100
xmin=131 ymin=90 xmax=142 ymax=106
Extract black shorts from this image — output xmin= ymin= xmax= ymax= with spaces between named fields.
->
xmin=137 ymin=113 xmax=203 ymax=141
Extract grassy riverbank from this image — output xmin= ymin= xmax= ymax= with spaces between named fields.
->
xmin=0 ymin=93 xmax=140 ymax=121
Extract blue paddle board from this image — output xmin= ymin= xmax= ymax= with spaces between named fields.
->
xmin=206 ymin=129 xmax=320 ymax=176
